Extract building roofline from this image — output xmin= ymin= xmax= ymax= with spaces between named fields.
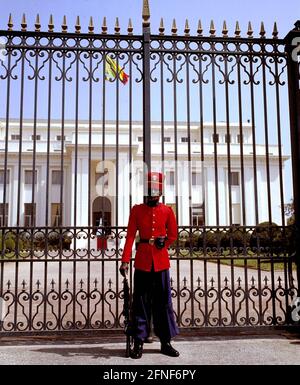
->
xmin=0 ymin=117 xmax=253 ymax=129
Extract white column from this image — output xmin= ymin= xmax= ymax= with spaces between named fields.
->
xmin=70 ymin=154 xmax=89 ymax=249
xmin=180 ymin=166 xmax=190 ymax=225
xmin=70 ymin=153 xmax=76 ymax=228
xmin=270 ymin=164 xmax=282 ymax=226
xmin=70 ymin=154 xmax=89 ymax=227
xmin=218 ymin=167 xmax=227 ymax=226
xmin=206 ymin=166 xmax=216 ymax=226
xmin=257 ymin=166 xmax=268 ymax=223
xmin=64 ymin=164 xmax=72 ymax=227
xmin=244 ymin=166 xmax=256 ymax=226
xmin=118 ymin=153 xmax=130 ymax=226
xmin=11 ymin=165 xmax=18 ymax=226
xmin=37 ymin=163 xmax=47 ymax=227
xmin=79 ymin=157 xmax=89 ymax=227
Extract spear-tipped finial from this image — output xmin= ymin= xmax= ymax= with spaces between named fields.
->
xmin=62 ymin=15 xmax=68 ymax=33
xmin=235 ymin=21 xmax=241 ymax=37
xmin=142 ymin=0 xmax=150 ymax=27
xmin=35 ymin=14 xmax=41 ymax=32
xmin=128 ymin=18 xmax=133 ymax=35
xmin=8 ymin=13 xmax=13 ymax=31
xmin=21 ymin=13 xmax=27 ymax=32
xmin=209 ymin=20 xmax=216 ymax=37
xmin=272 ymin=21 xmax=278 ymax=39
xmin=48 ymin=14 xmax=54 ymax=32
xmin=88 ymin=16 xmax=94 ymax=34
xmin=159 ymin=18 xmax=165 ymax=35
xmin=197 ymin=19 xmax=203 ymax=36
xmin=184 ymin=19 xmax=190 ymax=36
xmin=75 ymin=15 xmax=81 ymax=34
xmin=260 ymin=21 xmax=266 ymax=38
xmin=102 ymin=16 xmax=107 ymax=34
xmin=115 ymin=17 xmax=120 ymax=34
xmin=172 ymin=19 xmax=177 ymax=35
xmin=294 ymin=20 xmax=300 ymax=30
xmin=247 ymin=21 xmax=253 ymax=38
xmin=222 ymin=20 xmax=228 ymax=37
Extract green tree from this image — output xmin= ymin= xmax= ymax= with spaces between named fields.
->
xmin=284 ymin=199 xmax=294 ymax=225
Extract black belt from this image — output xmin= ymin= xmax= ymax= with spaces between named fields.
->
xmin=138 ymin=237 xmax=166 ymax=246
xmin=139 ymin=237 xmax=156 ymax=245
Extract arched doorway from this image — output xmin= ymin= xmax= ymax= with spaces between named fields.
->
xmin=92 ymin=196 xmax=112 ymax=234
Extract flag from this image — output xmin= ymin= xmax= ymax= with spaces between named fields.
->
xmin=105 ymin=55 xmax=129 ymax=85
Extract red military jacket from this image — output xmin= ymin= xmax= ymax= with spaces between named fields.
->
xmin=121 ymin=202 xmax=178 ymax=272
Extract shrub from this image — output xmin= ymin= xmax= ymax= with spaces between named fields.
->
xmin=48 ymin=229 xmax=72 ymax=250
xmin=287 ymin=216 xmax=295 ymax=226
xmin=250 ymin=222 xmax=282 ymax=253
xmin=177 ymin=231 xmax=190 ymax=248
xmin=0 ymin=231 xmax=23 ymax=252
xmin=5 ymin=235 xmax=15 ymax=251
xmin=281 ymin=224 xmax=297 ymax=255
xmin=227 ymin=227 xmax=251 ymax=249
xmin=198 ymin=230 xmax=227 ymax=250
xmin=33 ymin=231 xmax=46 ymax=250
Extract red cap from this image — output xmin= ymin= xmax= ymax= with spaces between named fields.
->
xmin=147 ymin=172 xmax=164 ymax=194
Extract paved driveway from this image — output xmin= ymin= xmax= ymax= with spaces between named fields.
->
xmin=0 ymin=335 xmax=299 ymax=365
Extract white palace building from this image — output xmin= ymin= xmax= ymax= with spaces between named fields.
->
xmin=0 ymin=118 xmax=289 ymax=238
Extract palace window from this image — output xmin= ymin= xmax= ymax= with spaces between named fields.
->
xmin=25 ymin=170 xmax=37 ymax=185
xmin=0 ymin=169 xmax=10 ymax=185
xmin=52 ymin=170 xmax=62 ymax=185
xmin=191 ymin=204 xmax=204 ymax=226
xmin=0 ymin=203 xmax=9 ymax=227
xmin=229 ymin=172 xmax=239 ymax=186
xmin=51 ymin=203 xmax=63 ymax=226
xmin=56 ymin=135 xmax=66 ymax=141
xmin=166 ymin=203 xmax=177 ymax=217
xmin=31 ymin=135 xmax=41 ymax=140
xmin=24 ymin=203 xmax=36 ymax=227
xmin=166 ymin=171 xmax=175 ymax=186
xmin=192 ymin=172 xmax=201 ymax=186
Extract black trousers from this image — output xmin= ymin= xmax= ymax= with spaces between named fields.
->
xmin=129 ymin=266 xmax=179 ymax=343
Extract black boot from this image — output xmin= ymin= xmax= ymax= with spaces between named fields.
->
xmin=160 ymin=342 xmax=180 ymax=357
xmin=130 ymin=339 xmax=143 ymax=359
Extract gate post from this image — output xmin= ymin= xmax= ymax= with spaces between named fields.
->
xmin=142 ymin=0 xmax=151 ymax=191
xmin=285 ymin=21 xmax=300 ymax=291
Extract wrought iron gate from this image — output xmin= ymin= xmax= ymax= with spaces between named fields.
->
xmin=0 ymin=1 xmax=299 ymax=334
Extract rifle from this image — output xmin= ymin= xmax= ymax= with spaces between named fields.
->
xmin=122 ymin=276 xmax=133 ymax=357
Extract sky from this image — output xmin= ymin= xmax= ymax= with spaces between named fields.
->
xmin=0 ymin=0 xmax=299 ymax=37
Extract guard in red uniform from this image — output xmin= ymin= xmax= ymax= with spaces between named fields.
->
xmin=120 ymin=172 xmax=179 ymax=359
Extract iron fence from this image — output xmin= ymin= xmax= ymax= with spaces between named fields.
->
xmin=0 ymin=1 xmax=300 ymax=334
xmin=0 ymin=225 xmax=298 ymax=332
